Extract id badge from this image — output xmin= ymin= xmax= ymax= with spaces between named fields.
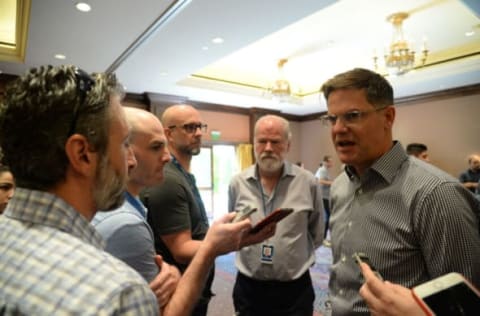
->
xmin=260 ymin=244 xmax=274 ymax=264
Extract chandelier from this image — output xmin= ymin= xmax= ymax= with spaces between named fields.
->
xmin=375 ymin=12 xmax=429 ymax=75
xmin=268 ymin=58 xmax=291 ymax=102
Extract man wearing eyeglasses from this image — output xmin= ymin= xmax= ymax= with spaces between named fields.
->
xmin=321 ymin=68 xmax=480 ymax=315
xmin=142 ymin=104 xmax=215 ymax=316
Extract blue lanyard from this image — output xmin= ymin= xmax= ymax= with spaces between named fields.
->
xmin=125 ymin=191 xmax=146 ymax=219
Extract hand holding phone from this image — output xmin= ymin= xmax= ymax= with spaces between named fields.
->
xmin=232 ymin=206 xmax=257 ymax=223
xmin=353 ymin=252 xmax=383 ymax=281
xmin=250 ymin=208 xmax=293 ymax=234
xmin=412 ymin=272 xmax=480 ymax=316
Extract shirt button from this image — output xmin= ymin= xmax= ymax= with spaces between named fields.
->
xmin=341 ymin=255 xmax=346 ymax=262
xmin=339 ymin=289 xmax=344 ymax=295
xmin=347 ymin=221 xmax=352 ymax=228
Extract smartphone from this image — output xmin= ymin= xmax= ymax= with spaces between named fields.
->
xmin=250 ymin=208 xmax=294 ymax=234
xmin=412 ymin=272 xmax=480 ymax=316
xmin=352 ymin=252 xmax=383 ymax=281
xmin=232 ymin=206 xmax=257 ymax=223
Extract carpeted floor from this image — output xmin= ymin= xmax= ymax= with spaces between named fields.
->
xmin=208 ymin=244 xmax=333 ymax=316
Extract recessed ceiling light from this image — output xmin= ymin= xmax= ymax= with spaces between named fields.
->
xmin=211 ymin=37 xmax=224 ymax=44
xmin=75 ymin=2 xmax=92 ymax=12
xmin=54 ymin=54 xmax=66 ymax=60
xmin=202 ymin=46 xmax=209 ymax=50
xmin=465 ymin=30 xmax=475 ymax=37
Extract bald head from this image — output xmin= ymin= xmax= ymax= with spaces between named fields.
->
xmin=162 ymin=104 xmax=199 ymax=127
xmin=123 ymin=107 xmax=170 ymax=193
xmin=124 ymin=107 xmax=163 ymax=140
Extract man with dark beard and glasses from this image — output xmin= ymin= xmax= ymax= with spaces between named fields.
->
xmin=142 ymin=104 xmax=213 ymax=315
xmin=0 ymin=65 xmax=159 ymax=314
xmin=228 ymin=114 xmax=324 ymax=316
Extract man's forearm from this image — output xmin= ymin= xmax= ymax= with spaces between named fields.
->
xmin=162 ymin=244 xmax=215 ymax=316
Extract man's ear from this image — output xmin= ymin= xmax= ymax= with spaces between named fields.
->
xmin=164 ymin=127 xmax=174 ymax=142
xmin=384 ymin=105 xmax=396 ymax=129
xmin=64 ymin=135 xmax=96 ymax=176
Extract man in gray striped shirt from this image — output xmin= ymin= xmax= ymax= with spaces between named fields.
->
xmin=320 ymin=68 xmax=480 ymax=315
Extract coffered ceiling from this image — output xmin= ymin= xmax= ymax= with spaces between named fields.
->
xmin=0 ymin=0 xmax=479 ymax=115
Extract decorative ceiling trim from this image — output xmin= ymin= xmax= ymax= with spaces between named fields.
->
xmin=0 ymin=0 xmax=31 ymax=63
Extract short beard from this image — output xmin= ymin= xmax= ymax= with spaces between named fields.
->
xmin=179 ymin=144 xmax=201 ymax=156
xmin=94 ymin=154 xmax=127 ymax=211
xmin=256 ymin=154 xmax=283 ymax=175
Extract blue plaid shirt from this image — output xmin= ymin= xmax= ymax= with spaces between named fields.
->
xmin=0 ymin=188 xmax=159 ymax=315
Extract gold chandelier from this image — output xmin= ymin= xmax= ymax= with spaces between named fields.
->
xmin=268 ymin=58 xmax=291 ymax=102
xmin=375 ymin=12 xmax=429 ymax=75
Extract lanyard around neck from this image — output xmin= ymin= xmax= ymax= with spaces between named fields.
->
xmin=125 ymin=191 xmax=146 ymax=219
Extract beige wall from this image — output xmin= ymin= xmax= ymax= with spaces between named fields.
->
xmin=159 ymin=92 xmax=479 ymax=180
xmin=200 ymin=110 xmax=250 ymax=143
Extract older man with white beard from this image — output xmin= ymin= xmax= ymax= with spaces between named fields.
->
xmin=228 ymin=114 xmax=324 ymax=316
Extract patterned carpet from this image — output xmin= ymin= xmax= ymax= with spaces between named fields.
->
xmin=208 ymin=244 xmax=333 ymax=316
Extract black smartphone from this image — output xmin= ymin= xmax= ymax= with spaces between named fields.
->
xmin=352 ymin=252 xmax=383 ymax=281
xmin=250 ymin=208 xmax=293 ymax=233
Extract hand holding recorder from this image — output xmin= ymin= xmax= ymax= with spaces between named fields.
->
xmin=358 ymin=262 xmax=425 ymax=316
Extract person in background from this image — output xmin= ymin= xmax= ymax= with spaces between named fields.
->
xmin=320 ymin=68 xmax=480 ymax=315
xmin=314 ymin=155 xmax=334 ymax=244
xmin=228 ymin=114 xmax=324 ymax=316
xmin=0 ymin=65 xmax=159 ymax=314
xmin=459 ymin=154 xmax=480 ymax=193
xmin=93 ymin=107 xmax=180 ymax=309
xmin=406 ymin=143 xmax=430 ymax=162
xmin=0 ymin=165 xmax=15 ymax=214
xmin=144 ymin=104 xmax=274 ymax=316
xmin=476 ymin=178 xmax=480 ymax=200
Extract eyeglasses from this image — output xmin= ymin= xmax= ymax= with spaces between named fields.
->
xmin=320 ymin=106 xmax=388 ymax=127
xmin=67 ymin=68 xmax=95 ymax=136
xmin=168 ymin=123 xmax=208 ymax=134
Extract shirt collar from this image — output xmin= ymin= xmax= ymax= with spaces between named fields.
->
xmin=4 ymin=187 xmax=105 ymax=249
xmin=345 ymin=141 xmax=408 ymax=184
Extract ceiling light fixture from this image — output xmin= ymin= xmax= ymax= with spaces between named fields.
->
xmin=211 ymin=37 xmax=224 ymax=44
xmin=75 ymin=2 xmax=91 ymax=12
xmin=375 ymin=12 xmax=428 ymax=76
xmin=268 ymin=58 xmax=291 ymax=102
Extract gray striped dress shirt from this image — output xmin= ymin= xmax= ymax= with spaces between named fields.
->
xmin=329 ymin=141 xmax=480 ymax=315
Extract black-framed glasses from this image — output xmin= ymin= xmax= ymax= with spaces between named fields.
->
xmin=67 ymin=68 xmax=95 ymax=136
xmin=168 ymin=123 xmax=208 ymax=134
xmin=320 ymin=106 xmax=388 ymax=127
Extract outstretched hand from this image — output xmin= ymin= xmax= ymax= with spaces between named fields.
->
xmin=359 ymin=262 xmax=426 ymax=316
xmin=202 ymin=213 xmax=252 ymax=257
xmin=240 ymin=221 xmax=276 ymax=248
